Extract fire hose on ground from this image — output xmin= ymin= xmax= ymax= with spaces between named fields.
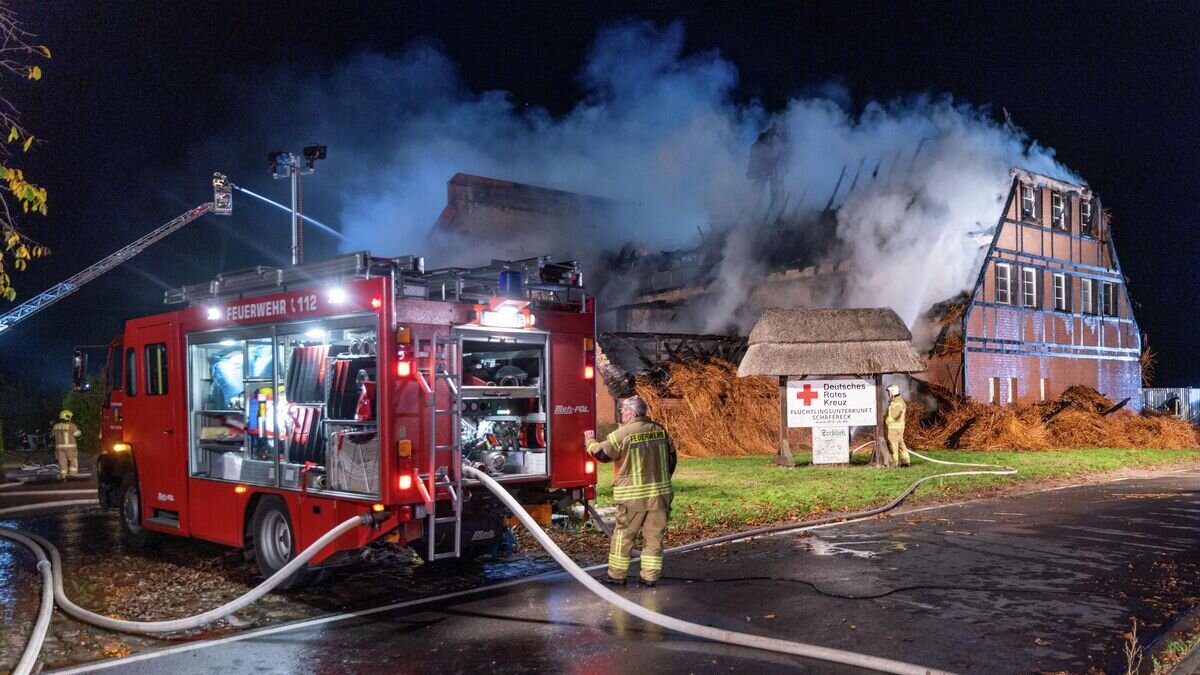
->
xmin=0 ymin=449 xmax=1014 ymax=675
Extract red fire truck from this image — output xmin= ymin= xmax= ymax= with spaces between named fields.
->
xmin=95 ymin=252 xmax=598 ymax=586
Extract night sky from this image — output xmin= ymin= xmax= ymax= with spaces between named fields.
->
xmin=3 ymin=1 xmax=1198 ymax=388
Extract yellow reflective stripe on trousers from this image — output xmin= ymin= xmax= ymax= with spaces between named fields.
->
xmin=613 ymin=481 xmax=672 ymax=500
xmin=641 ymin=555 xmax=663 ymax=570
xmin=608 ymin=555 xmax=631 ymax=570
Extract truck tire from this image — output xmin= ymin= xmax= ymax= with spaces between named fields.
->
xmin=118 ymin=473 xmax=157 ymax=549
xmin=250 ymin=497 xmax=320 ymax=589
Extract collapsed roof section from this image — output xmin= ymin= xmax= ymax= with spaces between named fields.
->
xmin=433 ymin=172 xmax=615 ymax=240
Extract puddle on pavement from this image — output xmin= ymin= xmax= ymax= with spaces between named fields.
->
xmin=793 ymin=536 xmax=907 ymax=558
xmin=0 ymin=508 xmax=564 ymax=671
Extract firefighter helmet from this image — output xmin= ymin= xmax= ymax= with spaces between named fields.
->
xmin=885 ymin=384 xmax=900 ymax=397
xmin=59 ymin=410 xmax=74 ymax=421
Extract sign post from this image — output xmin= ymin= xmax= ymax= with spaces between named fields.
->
xmin=786 ymin=379 xmax=877 ymax=428
xmin=784 ymin=378 xmax=877 ymax=466
xmin=812 ymin=426 xmax=850 ymax=465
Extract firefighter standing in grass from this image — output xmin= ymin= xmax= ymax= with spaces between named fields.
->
xmin=51 ymin=410 xmax=82 ymax=480
xmin=584 ymin=396 xmax=677 ymax=587
xmin=885 ymin=384 xmax=911 ymax=467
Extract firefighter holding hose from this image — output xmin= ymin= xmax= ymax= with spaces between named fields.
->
xmin=584 ymin=395 xmax=677 ymax=588
xmin=51 ymin=410 xmax=82 ymax=480
xmin=885 ymin=384 xmax=911 ymax=467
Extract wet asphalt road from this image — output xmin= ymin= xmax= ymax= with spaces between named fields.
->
xmin=48 ymin=467 xmax=1200 ymax=675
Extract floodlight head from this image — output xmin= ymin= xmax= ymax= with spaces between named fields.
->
xmin=302 ymin=144 xmax=327 ymax=168
xmin=268 ymin=150 xmax=291 ymax=179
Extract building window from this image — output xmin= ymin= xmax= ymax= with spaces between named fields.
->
xmin=1052 ymin=273 xmax=1068 ymax=311
xmin=988 ymin=377 xmax=998 ymax=404
xmin=1006 ymin=377 xmax=1018 ymax=405
xmin=1039 ymin=378 xmax=1047 ymax=401
xmin=1102 ymin=281 xmax=1118 ymax=316
xmin=1081 ymin=278 xmax=1095 ymax=314
xmin=1080 ymin=199 xmax=1093 ymax=237
xmin=1021 ymin=267 xmax=1039 ymax=308
xmin=995 ymin=263 xmax=1013 ymax=305
xmin=1021 ymin=184 xmax=1036 ymax=220
xmin=144 ymin=343 xmax=168 ymax=396
xmin=1051 ymin=191 xmax=1066 ymax=230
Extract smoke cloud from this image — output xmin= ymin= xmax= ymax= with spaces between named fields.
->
xmin=218 ymin=19 xmax=1079 ymax=335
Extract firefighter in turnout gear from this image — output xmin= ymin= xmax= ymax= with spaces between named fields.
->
xmin=52 ymin=410 xmax=82 ymax=480
xmin=885 ymin=384 xmax=911 ymax=467
xmin=585 ymin=396 xmax=677 ymax=587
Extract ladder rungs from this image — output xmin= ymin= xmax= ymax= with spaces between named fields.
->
xmin=434 ymin=409 xmax=458 ymax=415
xmin=434 ymin=517 xmax=459 ymax=524
xmin=430 ymin=552 xmax=460 ymax=560
xmin=433 ymin=444 xmax=459 ymax=451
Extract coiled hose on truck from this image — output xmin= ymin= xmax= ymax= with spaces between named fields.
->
xmin=0 ymin=450 xmax=1013 ymax=675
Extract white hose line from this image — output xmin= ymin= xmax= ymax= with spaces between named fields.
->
xmin=0 ymin=500 xmax=100 ymax=517
xmin=2 ymin=528 xmax=55 ymax=675
xmin=0 ymin=507 xmax=374 ymax=634
xmin=0 ymin=490 xmax=98 ymax=497
xmin=665 ymin=450 xmax=1016 ymax=555
xmin=463 ymin=465 xmax=950 ymax=675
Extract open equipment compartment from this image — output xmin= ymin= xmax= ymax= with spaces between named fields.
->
xmin=457 ymin=326 xmax=550 ymax=479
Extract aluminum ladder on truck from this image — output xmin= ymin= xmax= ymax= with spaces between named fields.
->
xmin=415 ymin=334 xmax=464 ymax=560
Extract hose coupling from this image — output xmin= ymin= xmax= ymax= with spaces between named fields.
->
xmin=360 ymin=510 xmax=391 ymax=526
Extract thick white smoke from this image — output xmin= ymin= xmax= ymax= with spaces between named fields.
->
xmin=228 ymin=19 xmax=1079 ymax=334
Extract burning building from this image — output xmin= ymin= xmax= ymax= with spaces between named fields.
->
xmin=427 ymin=163 xmax=1142 ymax=413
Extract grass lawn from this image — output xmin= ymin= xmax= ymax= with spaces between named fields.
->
xmin=591 ymin=448 xmax=1200 ymax=533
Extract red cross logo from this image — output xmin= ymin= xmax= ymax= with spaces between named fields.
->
xmin=795 ymin=383 xmax=819 ymax=406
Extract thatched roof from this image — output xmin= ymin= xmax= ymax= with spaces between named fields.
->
xmin=738 ymin=308 xmax=926 ymax=377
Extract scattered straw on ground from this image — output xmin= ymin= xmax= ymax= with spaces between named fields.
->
xmin=910 ymin=385 xmax=1199 ymax=451
xmin=636 ymin=360 xmax=1198 ymax=455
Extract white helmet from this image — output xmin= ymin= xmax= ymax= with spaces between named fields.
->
xmin=886 ymin=384 xmax=900 ymax=397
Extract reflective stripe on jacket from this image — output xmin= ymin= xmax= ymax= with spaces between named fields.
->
xmin=886 ymin=397 xmax=906 ymax=430
xmin=587 ymin=417 xmax=677 ymax=511
xmin=52 ymin=422 xmax=81 ymax=449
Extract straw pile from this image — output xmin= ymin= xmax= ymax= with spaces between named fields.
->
xmin=636 ymin=358 xmax=1198 ymax=455
xmin=910 ymin=385 xmax=1198 ymax=451
xmin=634 ymin=359 xmax=812 ymax=457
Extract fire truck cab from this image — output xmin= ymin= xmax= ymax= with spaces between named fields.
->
xmin=96 ymin=252 xmax=597 ymax=586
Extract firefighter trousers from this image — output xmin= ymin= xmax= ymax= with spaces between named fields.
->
xmin=886 ymin=428 xmax=910 ymax=466
xmin=608 ymin=505 xmax=668 ymax=582
xmin=56 ymin=446 xmax=79 ymax=477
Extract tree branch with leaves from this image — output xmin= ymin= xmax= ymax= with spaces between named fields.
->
xmin=0 ymin=2 xmax=49 ymax=302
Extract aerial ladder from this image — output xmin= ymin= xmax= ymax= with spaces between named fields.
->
xmin=0 ymin=170 xmax=347 ymax=335
xmin=0 ymin=173 xmax=234 ymax=334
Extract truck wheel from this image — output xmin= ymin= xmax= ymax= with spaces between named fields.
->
xmin=118 ymin=473 xmax=157 ymax=549
xmin=251 ymin=498 xmax=320 ymax=589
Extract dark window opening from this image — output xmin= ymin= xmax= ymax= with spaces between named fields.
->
xmin=1101 ymin=281 xmax=1118 ymax=316
xmin=1051 ymin=191 xmax=1066 ymax=230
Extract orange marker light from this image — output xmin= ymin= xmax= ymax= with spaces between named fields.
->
xmin=397 ymin=361 xmax=412 ymax=377
xmin=398 ymin=474 xmax=413 ymax=490
xmin=372 ymin=503 xmax=386 ymax=513
xmin=584 ymin=460 xmax=596 ymax=475
xmin=583 ymin=365 xmax=594 ymax=380
xmin=370 ymin=297 xmax=382 ymax=310
xmin=234 ymin=485 xmax=247 ymax=494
